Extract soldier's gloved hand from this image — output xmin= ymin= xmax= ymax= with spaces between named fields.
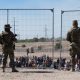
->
xmin=14 ymin=34 xmax=17 ymax=36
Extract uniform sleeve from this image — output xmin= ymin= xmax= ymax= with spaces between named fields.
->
xmin=66 ymin=31 xmax=71 ymax=42
xmin=11 ymin=32 xmax=17 ymax=42
xmin=0 ymin=34 xmax=3 ymax=44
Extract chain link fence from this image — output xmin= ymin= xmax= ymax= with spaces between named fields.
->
xmin=0 ymin=9 xmax=54 ymax=68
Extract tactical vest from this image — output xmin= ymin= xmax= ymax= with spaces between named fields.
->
xmin=71 ymin=27 xmax=80 ymax=44
xmin=2 ymin=31 xmax=15 ymax=47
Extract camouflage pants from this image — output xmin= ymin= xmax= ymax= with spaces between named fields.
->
xmin=71 ymin=54 xmax=76 ymax=70
xmin=70 ymin=47 xmax=80 ymax=70
xmin=3 ymin=48 xmax=15 ymax=69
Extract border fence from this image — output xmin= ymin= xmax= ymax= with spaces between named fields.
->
xmin=0 ymin=9 xmax=54 ymax=68
xmin=60 ymin=10 xmax=80 ymax=60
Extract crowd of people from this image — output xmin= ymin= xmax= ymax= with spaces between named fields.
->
xmin=0 ymin=54 xmax=80 ymax=71
xmin=8 ymin=56 xmax=80 ymax=71
xmin=13 ymin=55 xmax=53 ymax=68
xmin=0 ymin=54 xmax=71 ymax=70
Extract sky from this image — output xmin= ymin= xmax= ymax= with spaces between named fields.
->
xmin=0 ymin=0 xmax=80 ymax=39
xmin=0 ymin=0 xmax=79 ymax=9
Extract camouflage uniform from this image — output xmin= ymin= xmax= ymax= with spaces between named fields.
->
xmin=0 ymin=24 xmax=18 ymax=72
xmin=67 ymin=21 xmax=80 ymax=71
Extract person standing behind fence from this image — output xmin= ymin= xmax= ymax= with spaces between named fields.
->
xmin=26 ymin=48 xmax=29 ymax=56
xmin=66 ymin=20 xmax=80 ymax=71
xmin=0 ymin=24 xmax=18 ymax=72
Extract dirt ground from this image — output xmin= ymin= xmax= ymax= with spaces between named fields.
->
xmin=0 ymin=42 xmax=79 ymax=80
xmin=0 ymin=68 xmax=80 ymax=80
xmin=0 ymin=41 xmax=71 ymax=59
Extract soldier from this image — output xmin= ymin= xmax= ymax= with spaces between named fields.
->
xmin=0 ymin=24 xmax=18 ymax=72
xmin=67 ymin=20 xmax=80 ymax=71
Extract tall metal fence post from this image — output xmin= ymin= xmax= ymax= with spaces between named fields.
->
xmin=59 ymin=10 xmax=64 ymax=69
xmin=7 ymin=9 xmax=9 ymax=24
xmin=51 ymin=8 xmax=54 ymax=68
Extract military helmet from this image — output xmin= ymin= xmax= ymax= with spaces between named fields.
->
xmin=4 ymin=24 xmax=12 ymax=28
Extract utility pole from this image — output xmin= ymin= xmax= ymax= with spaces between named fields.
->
xmin=14 ymin=17 xmax=15 ymax=34
xmin=45 ymin=25 xmax=48 ymax=41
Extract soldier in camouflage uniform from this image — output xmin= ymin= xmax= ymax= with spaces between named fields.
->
xmin=67 ymin=20 xmax=80 ymax=71
xmin=0 ymin=24 xmax=18 ymax=72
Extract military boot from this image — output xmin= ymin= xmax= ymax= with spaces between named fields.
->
xmin=2 ymin=67 xmax=5 ymax=72
xmin=72 ymin=68 xmax=75 ymax=72
xmin=12 ymin=68 xmax=19 ymax=72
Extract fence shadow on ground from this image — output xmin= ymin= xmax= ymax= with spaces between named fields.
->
xmin=22 ymin=70 xmax=54 ymax=73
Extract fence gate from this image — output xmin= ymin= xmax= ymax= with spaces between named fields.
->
xmin=0 ymin=9 xmax=54 ymax=68
xmin=60 ymin=10 xmax=80 ymax=60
